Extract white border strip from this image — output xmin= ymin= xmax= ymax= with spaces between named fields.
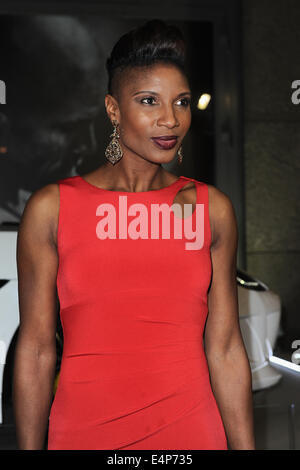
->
xmin=269 ymin=355 xmax=300 ymax=373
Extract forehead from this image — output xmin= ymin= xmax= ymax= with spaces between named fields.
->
xmin=121 ymin=63 xmax=189 ymax=94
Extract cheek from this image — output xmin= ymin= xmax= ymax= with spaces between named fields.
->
xmin=182 ymin=109 xmax=192 ymax=128
xmin=120 ymin=108 xmax=154 ymax=139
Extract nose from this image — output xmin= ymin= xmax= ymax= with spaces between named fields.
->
xmin=157 ymin=104 xmax=179 ymax=129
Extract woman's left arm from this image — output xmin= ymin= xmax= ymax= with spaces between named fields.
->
xmin=204 ymin=186 xmax=256 ymax=450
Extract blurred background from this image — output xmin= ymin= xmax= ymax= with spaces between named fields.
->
xmin=0 ymin=0 xmax=300 ymax=450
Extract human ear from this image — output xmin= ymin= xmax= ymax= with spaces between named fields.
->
xmin=104 ymin=94 xmax=120 ymax=124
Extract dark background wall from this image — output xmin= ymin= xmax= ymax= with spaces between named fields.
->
xmin=243 ymin=0 xmax=300 ymax=344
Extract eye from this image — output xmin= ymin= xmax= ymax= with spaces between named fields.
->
xmin=140 ymin=96 xmax=156 ymax=105
xmin=176 ymin=97 xmax=191 ymax=107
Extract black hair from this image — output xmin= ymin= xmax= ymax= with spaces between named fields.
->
xmin=106 ymin=19 xmax=188 ymax=97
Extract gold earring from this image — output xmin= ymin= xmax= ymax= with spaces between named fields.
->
xmin=177 ymin=145 xmax=184 ymax=165
xmin=105 ymin=120 xmax=123 ymax=165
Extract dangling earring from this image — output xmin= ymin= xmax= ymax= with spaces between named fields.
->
xmin=177 ymin=145 xmax=184 ymax=165
xmin=105 ymin=120 xmax=123 ymax=165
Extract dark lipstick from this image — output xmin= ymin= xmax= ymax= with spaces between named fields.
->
xmin=151 ymin=136 xmax=178 ymax=150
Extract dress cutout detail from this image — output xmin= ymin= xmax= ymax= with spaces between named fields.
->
xmin=47 ymin=174 xmax=228 ymax=450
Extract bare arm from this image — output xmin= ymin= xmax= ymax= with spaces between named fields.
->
xmin=13 ymin=184 xmax=59 ymax=450
xmin=204 ymin=186 xmax=255 ymax=450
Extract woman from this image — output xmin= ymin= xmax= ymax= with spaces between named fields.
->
xmin=13 ymin=19 xmax=255 ymax=450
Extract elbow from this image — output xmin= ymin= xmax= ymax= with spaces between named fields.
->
xmin=37 ymin=347 xmax=57 ymax=368
xmin=206 ymin=340 xmax=251 ymax=370
xmin=14 ymin=333 xmax=57 ymax=370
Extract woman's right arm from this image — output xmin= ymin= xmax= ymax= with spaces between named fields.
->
xmin=13 ymin=183 xmax=60 ymax=450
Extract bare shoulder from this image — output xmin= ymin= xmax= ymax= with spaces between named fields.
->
xmin=19 ymin=183 xmax=60 ymax=248
xmin=206 ymin=184 xmax=238 ymax=247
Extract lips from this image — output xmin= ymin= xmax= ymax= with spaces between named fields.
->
xmin=151 ymin=136 xmax=178 ymax=150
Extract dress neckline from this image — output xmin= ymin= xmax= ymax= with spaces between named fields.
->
xmin=77 ymin=174 xmax=186 ymax=194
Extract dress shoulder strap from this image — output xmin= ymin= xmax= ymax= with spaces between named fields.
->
xmin=168 ymin=175 xmax=211 ymax=249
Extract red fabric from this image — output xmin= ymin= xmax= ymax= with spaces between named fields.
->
xmin=47 ymin=175 xmax=228 ymax=450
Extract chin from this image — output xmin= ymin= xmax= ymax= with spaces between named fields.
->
xmin=145 ymin=152 xmax=177 ymax=165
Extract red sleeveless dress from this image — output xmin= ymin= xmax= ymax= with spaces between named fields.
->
xmin=47 ymin=174 xmax=228 ymax=450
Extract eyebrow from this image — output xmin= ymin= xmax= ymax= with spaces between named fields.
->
xmin=132 ymin=90 xmax=192 ymax=97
